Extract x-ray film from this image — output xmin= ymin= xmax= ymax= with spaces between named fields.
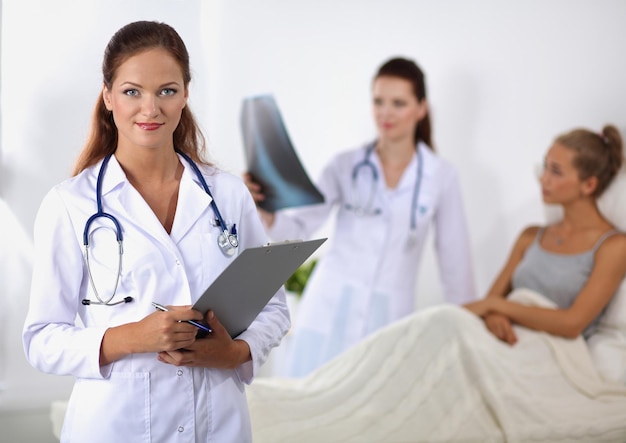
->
xmin=240 ymin=94 xmax=324 ymax=212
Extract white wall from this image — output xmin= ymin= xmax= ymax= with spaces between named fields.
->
xmin=1 ymin=0 xmax=626 ymax=413
xmin=204 ymin=0 xmax=626 ymax=305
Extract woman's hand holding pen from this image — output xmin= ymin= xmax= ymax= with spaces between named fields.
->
xmin=157 ymin=310 xmax=252 ymax=369
xmin=144 ymin=305 xmax=205 ymax=351
xmin=99 ymin=305 xmax=204 ymax=366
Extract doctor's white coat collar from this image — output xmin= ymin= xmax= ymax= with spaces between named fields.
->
xmin=94 ymin=152 xmax=215 ymax=245
xmin=366 ymin=141 xmax=437 ymax=194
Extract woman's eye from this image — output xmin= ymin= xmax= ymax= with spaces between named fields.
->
xmin=550 ymin=167 xmax=562 ymax=176
xmin=161 ymin=88 xmax=177 ymax=96
xmin=393 ymin=100 xmax=407 ymax=107
xmin=123 ymin=89 xmax=139 ymax=97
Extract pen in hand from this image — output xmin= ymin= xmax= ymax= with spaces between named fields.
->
xmin=151 ymin=302 xmax=212 ymax=333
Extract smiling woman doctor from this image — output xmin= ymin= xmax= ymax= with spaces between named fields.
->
xmin=245 ymin=57 xmax=476 ymax=377
xmin=22 ymin=21 xmax=289 ymax=443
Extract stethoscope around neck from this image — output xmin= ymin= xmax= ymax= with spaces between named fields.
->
xmin=344 ymin=141 xmax=424 ymax=249
xmin=81 ymin=149 xmax=238 ymax=306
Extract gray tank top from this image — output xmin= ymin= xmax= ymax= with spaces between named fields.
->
xmin=511 ymin=228 xmax=620 ymax=339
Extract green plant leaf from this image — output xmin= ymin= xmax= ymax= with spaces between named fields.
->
xmin=285 ymin=258 xmax=318 ymax=297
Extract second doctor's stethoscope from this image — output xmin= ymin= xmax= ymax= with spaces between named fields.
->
xmin=344 ymin=142 xmax=424 ymax=249
xmin=81 ymin=149 xmax=238 ymax=306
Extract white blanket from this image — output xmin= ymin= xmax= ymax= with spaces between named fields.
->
xmin=247 ymin=289 xmax=626 ymax=443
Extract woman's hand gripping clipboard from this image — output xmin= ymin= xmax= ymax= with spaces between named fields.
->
xmin=192 ymin=238 xmax=327 ymax=338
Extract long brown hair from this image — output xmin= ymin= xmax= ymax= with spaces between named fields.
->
xmin=72 ymin=21 xmax=207 ymax=176
xmin=374 ymin=57 xmax=433 ymax=151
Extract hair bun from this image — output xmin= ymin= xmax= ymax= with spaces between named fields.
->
xmin=601 ymin=125 xmax=624 ymax=176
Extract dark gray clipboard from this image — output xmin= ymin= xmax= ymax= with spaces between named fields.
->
xmin=192 ymin=238 xmax=326 ymax=338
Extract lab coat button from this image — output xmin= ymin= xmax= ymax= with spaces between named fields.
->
xmin=175 ymin=259 xmax=181 ymax=266
xmin=177 ymin=369 xmax=183 ymax=376
xmin=178 ymin=426 xmax=184 ymax=432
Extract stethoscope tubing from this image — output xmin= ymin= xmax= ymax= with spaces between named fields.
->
xmin=83 ymin=154 xmax=123 ymax=245
xmin=82 ymin=154 xmax=124 ymax=306
xmin=347 ymin=141 xmax=424 ymax=234
xmin=176 ymin=149 xmax=239 ymax=251
xmin=82 ymin=149 xmax=237 ymax=306
xmin=176 ymin=150 xmax=231 ymax=238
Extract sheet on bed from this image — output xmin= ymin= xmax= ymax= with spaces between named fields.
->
xmin=247 ymin=289 xmax=626 ymax=443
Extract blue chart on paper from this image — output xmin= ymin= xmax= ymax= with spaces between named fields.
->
xmin=240 ymin=94 xmax=324 ymax=212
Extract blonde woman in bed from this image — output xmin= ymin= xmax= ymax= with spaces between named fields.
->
xmin=246 ymin=125 xmax=626 ymax=443
xmin=463 ymin=124 xmax=626 ymax=344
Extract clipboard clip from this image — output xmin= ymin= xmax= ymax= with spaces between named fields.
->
xmin=263 ymin=239 xmax=304 ymax=247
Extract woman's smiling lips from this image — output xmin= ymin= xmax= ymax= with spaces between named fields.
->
xmin=136 ymin=122 xmax=163 ymax=130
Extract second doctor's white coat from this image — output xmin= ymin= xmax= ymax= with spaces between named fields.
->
xmin=268 ymin=142 xmax=476 ymax=376
xmin=23 ymin=154 xmax=290 ymax=443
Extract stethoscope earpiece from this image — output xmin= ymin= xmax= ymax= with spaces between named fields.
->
xmin=82 ymin=296 xmax=133 ymax=306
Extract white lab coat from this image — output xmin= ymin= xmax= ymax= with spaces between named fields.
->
xmin=22 ymin=154 xmax=290 ymax=443
xmin=268 ymin=142 xmax=476 ymax=376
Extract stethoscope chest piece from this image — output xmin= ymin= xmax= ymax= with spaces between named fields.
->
xmin=218 ymin=231 xmax=239 ymax=256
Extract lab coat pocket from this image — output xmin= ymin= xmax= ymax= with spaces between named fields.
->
xmin=336 ymin=205 xmax=386 ymax=249
xmin=63 ymin=372 xmax=150 ymax=442
xmin=199 ymin=226 xmax=235 ymax=286
xmin=410 ymin=191 xmax=436 ymax=240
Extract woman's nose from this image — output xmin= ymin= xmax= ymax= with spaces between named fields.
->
xmin=375 ymin=104 xmax=391 ymax=119
xmin=141 ymin=96 xmax=159 ymax=117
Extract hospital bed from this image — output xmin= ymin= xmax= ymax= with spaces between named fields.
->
xmin=246 ymin=166 xmax=626 ymax=443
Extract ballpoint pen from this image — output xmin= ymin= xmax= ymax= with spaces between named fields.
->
xmin=151 ymin=301 xmax=212 ymax=333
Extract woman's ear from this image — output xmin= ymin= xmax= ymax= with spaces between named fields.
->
xmin=183 ymin=86 xmax=189 ymax=109
xmin=102 ymin=84 xmax=113 ymax=111
xmin=581 ymin=175 xmax=599 ymax=197
xmin=416 ymin=99 xmax=428 ymax=122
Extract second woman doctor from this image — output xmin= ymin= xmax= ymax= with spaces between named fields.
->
xmin=245 ymin=57 xmax=477 ymax=377
xmin=23 ymin=21 xmax=289 ymax=443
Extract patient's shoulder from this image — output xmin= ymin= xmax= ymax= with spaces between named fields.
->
xmin=519 ymin=225 xmax=542 ymax=244
xmin=511 ymin=225 xmax=542 ymax=255
xmin=520 ymin=225 xmax=542 ymax=237
xmin=596 ymin=231 xmax=626 ymax=256
xmin=593 ymin=232 xmax=626 ymax=282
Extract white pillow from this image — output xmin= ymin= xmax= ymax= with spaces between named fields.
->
xmin=545 ymin=165 xmax=626 ymax=384
xmin=587 ymin=278 xmax=626 ymax=385
xmin=597 ymin=164 xmax=626 ymax=231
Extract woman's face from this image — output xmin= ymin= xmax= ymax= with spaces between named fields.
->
xmin=102 ymin=47 xmax=188 ymax=152
xmin=371 ymin=76 xmax=427 ymax=145
xmin=540 ymin=143 xmax=595 ymax=204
